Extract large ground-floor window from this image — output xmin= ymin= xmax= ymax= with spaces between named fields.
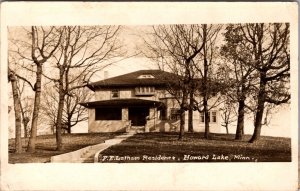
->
xmin=170 ymin=108 xmax=181 ymax=120
xmin=200 ymin=111 xmax=217 ymax=123
xmin=95 ymin=107 xmax=122 ymax=120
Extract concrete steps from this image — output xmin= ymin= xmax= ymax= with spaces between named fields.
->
xmin=51 ymin=132 xmax=136 ymax=163
xmin=129 ymin=126 xmax=145 ymax=133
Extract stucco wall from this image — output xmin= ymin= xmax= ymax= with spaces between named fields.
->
xmin=94 ymin=88 xmax=167 ymax=101
xmin=90 ymin=89 xmax=291 ymax=137
xmin=95 ymin=89 xmax=133 ymax=100
xmin=95 ymin=90 xmax=111 ymax=100
xmin=120 ymin=90 xmax=132 ymax=98
xmin=146 ymin=111 xmax=222 ymax=133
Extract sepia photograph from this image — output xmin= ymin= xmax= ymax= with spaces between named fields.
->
xmin=8 ymin=24 xmax=291 ymax=163
xmin=1 ymin=2 xmax=298 ymax=191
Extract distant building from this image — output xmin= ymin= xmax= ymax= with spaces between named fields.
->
xmin=81 ymin=70 xmax=222 ymax=133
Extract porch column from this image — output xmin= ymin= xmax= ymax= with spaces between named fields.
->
xmin=146 ymin=107 xmax=157 ymax=132
xmin=88 ymin=108 xmax=95 ymax=133
xmin=122 ymin=107 xmax=128 ymax=121
xmin=122 ymin=108 xmax=129 ymax=132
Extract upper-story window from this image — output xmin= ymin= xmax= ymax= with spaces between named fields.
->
xmin=135 ymin=86 xmax=155 ymax=96
xmin=111 ymin=89 xmax=119 ymax=98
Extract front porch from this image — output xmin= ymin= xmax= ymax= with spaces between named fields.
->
xmin=80 ymin=98 xmax=165 ymax=133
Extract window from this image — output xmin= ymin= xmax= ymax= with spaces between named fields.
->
xmin=212 ymin=111 xmax=217 ymax=123
xmin=111 ymin=90 xmax=119 ymax=98
xmin=200 ymin=111 xmax=217 ymax=123
xmin=170 ymin=108 xmax=181 ymax=120
xmin=159 ymin=109 xmax=167 ymax=120
xmin=95 ymin=108 xmax=122 ymax=120
xmin=135 ymin=86 xmax=155 ymax=95
xmin=200 ymin=112 xmax=204 ymax=123
xmin=137 ymin=74 xmax=155 ymax=79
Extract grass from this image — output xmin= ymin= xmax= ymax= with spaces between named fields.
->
xmin=99 ymin=132 xmax=291 ymax=163
xmin=9 ymin=132 xmax=122 ymax=163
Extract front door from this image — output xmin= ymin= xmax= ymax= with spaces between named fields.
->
xmin=129 ymin=107 xmax=149 ymax=126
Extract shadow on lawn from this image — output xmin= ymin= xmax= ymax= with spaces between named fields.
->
xmin=126 ymin=132 xmax=246 ymax=142
xmin=99 ymin=132 xmax=291 ymax=163
xmin=8 ymin=132 xmax=122 ymax=163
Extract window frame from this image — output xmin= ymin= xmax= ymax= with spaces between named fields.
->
xmin=200 ymin=111 xmax=217 ymax=123
xmin=170 ymin=108 xmax=181 ymax=121
xmin=211 ymin=111 xmax=217 ymax=123
xmin=95 ymin=107 xmax=122 ymax=120
xmin=135 ymin=86 xmax=155 ymax=96
xmin=111 ymin=89 xmax=120 ymax=98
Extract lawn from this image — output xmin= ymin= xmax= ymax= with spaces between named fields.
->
xmin=8 ymin=132 xmax=122 ymax=163
xmin=99 ymin=132 xmax=291 ymax=162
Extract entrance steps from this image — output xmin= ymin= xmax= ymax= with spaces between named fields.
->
xmin=50 ymin=132 xmax=136 ymax=163
xmin=129 ymin=126 xmax=145 ymax=133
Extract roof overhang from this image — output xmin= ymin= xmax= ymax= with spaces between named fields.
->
xmin=80 ymin=98 xmax=165 ymax=109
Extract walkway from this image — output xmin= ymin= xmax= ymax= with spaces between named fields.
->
xmin=50 ymin=132 xmax=136 ymax=163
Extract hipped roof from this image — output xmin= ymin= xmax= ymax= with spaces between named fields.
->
xmin=87 ymin=70 xmax=180 ymax=91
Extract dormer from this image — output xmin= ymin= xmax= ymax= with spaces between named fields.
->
xmin=137 ymin=74 xmax=155 ymax=79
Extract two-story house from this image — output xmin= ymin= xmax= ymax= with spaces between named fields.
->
xmin=81 ymin=70 xmax=222 ymax=133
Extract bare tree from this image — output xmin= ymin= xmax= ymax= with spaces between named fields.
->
xmin=63 ymin=87 xmax=91 ymax=133
xmin=230 ymin=23 xmax=290 ymax=143
xmin=8 ymin=57 xmax=33 ymax=140
xmin=220 ymin=101 xmax=237 ymax=134
xmin=193 ymin=24 xmax=223 ymax=139
xmin=44 ymin=26 xmax=124 ymax=150
xmin=16 ymin=80 xmax=33 ymax=138
xmin=28 ymin=27 xmax=63 ymax=152
xmin=41 ymin=83 xmax=92 ymax=134
xmin=8 ymin=67 xmax=22 ymax=153
xmin=216 ymin=80 xmax=238 ymax=135
xmin=40 ymin=85 xmax=59 ymax=133
xmin=221 ymin=24 xmax=257 ymax=140
xmin=9 ymin=26 xmax=63 ymax=152
xmin=143 ymin=25 xmax=210 ymax=140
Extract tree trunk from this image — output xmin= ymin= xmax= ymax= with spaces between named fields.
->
xmin=67 ymin=122 xmax=71 ymax=134
xmin=203 ymin=58 xmax=210 ymax=139
xmin=20 ymin=101 xmax=30 ymax=138
xmin=23 ymin=119 xmax=29 ymax=138
xmin=235 ymin=99 xmax=245 ymax=140
xmin=56 ymin=75 xmax=65 ymax=151
xmin=178 ymin=91 xmax=188 ymax=140
xmin=225 ymin=124 xmax=229 ymax=134
xmin=27 ymin=65 xmax=42 ymax=153
xmin=10 ymin=72 xmax=22 ymax=153
xmin=188 ymin=91 xmax=194 ymax=132
xmin=203 ymin=98 xmax=210 ymax=139
xmin=249 ymin=73 xmax=266 ymax=143
xmin=178 ymin=109 xmax=185 ymax=140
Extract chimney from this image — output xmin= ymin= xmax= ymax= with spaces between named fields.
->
xmin=104 ymin=71 xmax=109 ymax=79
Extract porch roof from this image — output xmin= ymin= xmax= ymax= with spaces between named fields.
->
xmin=80 ymin=98 xmax=165 ymax=109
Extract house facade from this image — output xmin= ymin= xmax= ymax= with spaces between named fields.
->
xmin=81 ymin=70 xmax=222 ymax=133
